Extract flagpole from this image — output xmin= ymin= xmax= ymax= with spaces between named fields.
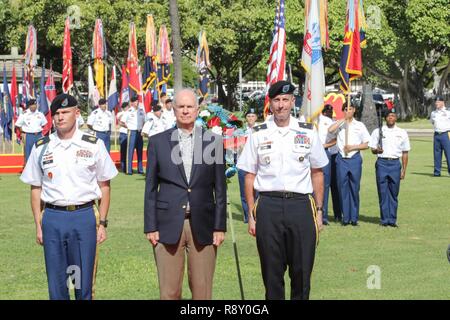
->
xmin=345 ymin=89 xmax=350 ymax=157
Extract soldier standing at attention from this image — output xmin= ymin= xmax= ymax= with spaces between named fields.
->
xmin=20 ymin=94 xmax=118 ymax=300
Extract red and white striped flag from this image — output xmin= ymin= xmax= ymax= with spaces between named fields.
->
xmin=263 ymin=0 xmax=286 ymax=118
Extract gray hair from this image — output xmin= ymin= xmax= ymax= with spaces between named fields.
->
xmin=173 ymin=88 xmax=199 ymax=108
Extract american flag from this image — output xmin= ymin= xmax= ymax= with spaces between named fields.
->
xmin=263 ymin=0 xmax=286 ymax=118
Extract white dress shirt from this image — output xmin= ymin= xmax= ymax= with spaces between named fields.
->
xmin=334 ymin=119 xmax=371 ymax=158
xmin=369 ymin=125 xmax=411 ymax=158
xmin=15 ymin=109 xmax=47 ymax=133
xmin=237 ymin=116 xmax=328 ymax=194
xmin=142 ymin=112 xmax=165 ymax=137
xmin=122 ymin=107 xmax=146 ymax=131
xmin=20 ymin=129 xmax=118 ymax=206
xmin=430 ymin=108 xmax=450 ymax=133
xmin=87 ymin=108 xmax=113 ymax=132
xmin=116 ymin=111 xmax=128 ymax=134
xmin=161 ymin=108 xmax=176 ymax=130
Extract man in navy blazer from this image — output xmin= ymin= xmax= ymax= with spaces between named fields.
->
xmin=144 ymin=89 xmax=227 ymax=300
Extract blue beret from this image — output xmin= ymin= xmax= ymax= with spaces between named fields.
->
xmin=436 ymin=95 xmax=444 ymax=102
xmin=268 ymin=81 xmax=295 ymax=99
xmin=50 ymin=94 xmax=78 ymax=115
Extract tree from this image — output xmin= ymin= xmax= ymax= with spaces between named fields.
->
xmin=169 ymin=0 xmax=183 ymax=91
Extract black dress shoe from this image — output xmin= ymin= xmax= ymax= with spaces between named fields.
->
xmin=433 ymin=174 xmax=441 ymax=177
xmin=323 ymin=221 xmax=329 ymax=225
xmin=351 ymin=222 xmax=358 ymax=226
xmin=342 ymin=222 xmax=349 ymax=226
xmin=380 ymin=223 xmax=388 ymax=227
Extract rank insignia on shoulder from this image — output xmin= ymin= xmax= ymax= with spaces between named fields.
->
xmin=253 ymin=123 xmax=268 ymax=132
xmin=298 ymin=122 xmax=313 ymax=130
xmin=82 ymin=134 xmax=98 ymax=144
xmin=35 ymin=136 xmax=50 ymax=147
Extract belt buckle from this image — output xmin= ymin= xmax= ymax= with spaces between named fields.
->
xmin=67 ymin=205 xmax=77 ymax=211
xmin=284 ymin=192 xmax=293 ymax=198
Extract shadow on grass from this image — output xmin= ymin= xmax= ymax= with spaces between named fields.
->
xmin=358 ymin=215 xmax=381 ymax=225
xmin=410 ymin=172 xmax=449 ymax=177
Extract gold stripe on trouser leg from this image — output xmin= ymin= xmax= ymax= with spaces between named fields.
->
xmin=126 ymin=130 xmax=131 ymax=173
xmin=308 ymin=195 xmax=319 ymax=247
xmin=91 ymin=205 xmax=100 ymax=300
xmin=251 ymin=196 xmax=260 ymax=222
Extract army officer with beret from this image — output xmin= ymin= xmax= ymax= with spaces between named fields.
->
xmin=20 ymin=94 xmax=118 ymax=300
xmin=237 ymin=80 xmax=328 ymax=300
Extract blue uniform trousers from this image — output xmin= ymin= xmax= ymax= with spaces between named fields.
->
xmin=119 ymin=132 xmax=127 ymax=172
xmin=375 ymin=158 xmax=401 ymax=225
xmin=322 ymin=150 xmax=332 ymax=223
xmin=433 ymin=131 xmax=450 ymax=176
xmin=126 ymin=130 xmax=143 ymax=174
xmin=336 ymin=152 xmax=362 ymax=224
xmin=24 ymin=132 xmax=42 ymax=162
xmin=42 ymin=206 xmax=97 ymax=300
xmin=330 ymin=153 xmax=342 ymax=221
xmin=94 ymin=130 xmax=111 ymax=153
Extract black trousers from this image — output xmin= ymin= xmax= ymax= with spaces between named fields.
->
xmin=255 ymin=193 xmax=318 ymax=300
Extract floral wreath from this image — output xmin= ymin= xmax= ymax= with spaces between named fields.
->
xmin=195 ymin=104 xmax=246 ymax=179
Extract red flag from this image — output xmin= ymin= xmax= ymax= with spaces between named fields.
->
xmin=62 ymin=18 xmax=73 ymax=93
xmin=127 ymin=23 xmax=140 ymax=95
xmin=42 ymin=67 xmax=56 ymax=135
xmin=11 ymin=66 xmax=21 ymax=143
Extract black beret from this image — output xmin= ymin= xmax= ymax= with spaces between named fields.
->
xmin=130 ymin=95 xmax=139 ymax=102
xmin=322 ymin=104 xmax=333 ymax=112
xmin=98 ymin=98 xmax=107 ymax=105
xmin=268 ymin=81 xmax=295 ymax=99
xmin=384 ymin=108 xmax=397 ymax=118
xmin=50 ymin=94 xmax=78 ymax=115
xmin=435 ymin=95 xmax=444 ymax=102
xmin=152 ymin=104 xmax=162 ymax=112
xmin=26 ymin=99 xmax=37 ymax=107
xmin=245 ymin=108 xmax=257 ymax=116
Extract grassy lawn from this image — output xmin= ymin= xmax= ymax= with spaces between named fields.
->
xmin=0 ymin=137 xmax=449 ymax=300
xmin=396 ymin=118 xmax=433 ymax=129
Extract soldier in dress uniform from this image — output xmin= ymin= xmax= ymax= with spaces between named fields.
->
xmin=142 ymin=104 xmax=165 ymax=138
xmin=116 ymin=102 xmax=130 ymax=172
xmin=15 ymin=99 xmax=48 ymax=163
xmin=87 ymin=98 xmax=113 ymax=152
xmin=430 ymin=95 xmax=450 ymax=176
xmin=237 ymin=80 xmax=328 ymax=300
xmin=369 ymin=108 xmax=410 ymax=227
xmin=120 ymin=95 xmax=146 ymax=175
xmin=328 ymin=102 xmax=370 ymax=226
xmin=20 ymin=93 xmax=118 ymax=300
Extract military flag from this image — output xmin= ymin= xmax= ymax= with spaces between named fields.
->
xmin=264 ymin=0 xmax=286 ymax=118
xmin=38 ymin=64 xmax=50 ymax=136
xmin=2 ymin=65 xmax=13 ymax=141
xmin=92 ymin=19 xmax=107 ymax=97
xmin=143 ymin=15 xmax=158 ymax=112
xmin=127 ymin=22 xmax=140 ymax=96
xmin=20 ymin=67 xmax=27 ymax=109
xmin=10 ymin=65 xmax=21 ymax=144
xmin=43 ymin=65 xmax=56 ymax=135
xmin=196 ymin=30 xmax=211 ymax=99
xmin=108 ymin=66 xmax=119 ymax=112
xmin=24 ymin=25 xmax=37 ymax=98
xmin=301 ymin=0 xmax=326 ymax=123
xmin=62 ymin=18 xmax=74 ymax=93
xmin=88 ymin=65 xmax=100 ymax=109
xmin=157 ymin=25 xmax=172 ymax=95
xmin=119 ymin=65 xmax=129 ymax=107
xmin=339 ymin=0 xmax=366 ymax=94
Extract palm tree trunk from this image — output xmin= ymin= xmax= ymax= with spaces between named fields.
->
xmin=169 ymin=0 xmax=183 ymax=92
